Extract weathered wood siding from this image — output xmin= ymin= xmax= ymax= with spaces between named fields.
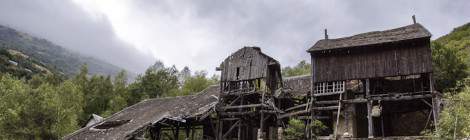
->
xmin=220 ymin=47 xmax=272 ymax=82
xmin=311 ymin=38 xmax=432 ymax=82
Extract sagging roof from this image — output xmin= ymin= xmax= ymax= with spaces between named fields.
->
xmin=64 ymin=85 xmax=219 ymax=140
xmin=308 ymin=23 xmax=432 ymax=52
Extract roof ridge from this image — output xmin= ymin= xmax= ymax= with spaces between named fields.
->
xmin=308 ymin=23 xmax=432 ymax=52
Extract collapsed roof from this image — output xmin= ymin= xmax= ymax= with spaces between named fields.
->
xmin=308 ymin=23 xmax=432 ymax=52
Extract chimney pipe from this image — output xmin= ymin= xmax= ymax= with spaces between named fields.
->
xmin=412 ymin=15 xmax=416 ymax=24
xmin=324 ymin=29 xmax=328 ymax=40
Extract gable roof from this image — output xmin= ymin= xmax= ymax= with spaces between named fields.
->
xmin=308 ymin=23 xmax=432 ymax=52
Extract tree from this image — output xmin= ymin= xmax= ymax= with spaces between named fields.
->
xmin=0 ymin=74 xmax=82 ymax=139
xmin=432 ymin=41 xmax=469 ymax=92
xmin=104 ymin=71 xmax=129 ymax=116
xmin=435 ymin=79 xmax=470 ymax=139
xmin=129 ymin=61 xmax=180 ymax=100
xmin=282 ymin=60 xmax=311 ymax=77
xmin=180 ymin=70 xmax=216 ymax=96
xmin=283 ymin=118 xmax=326 ymax=140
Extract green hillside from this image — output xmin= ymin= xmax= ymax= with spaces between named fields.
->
xmin=0 ymin=25 xmax=123 ymax=77
xmin=435 ymin=23 xmax=470 ymax=45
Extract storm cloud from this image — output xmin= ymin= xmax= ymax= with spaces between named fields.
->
xmin=1 ymin=0 xmax=470 ymax=75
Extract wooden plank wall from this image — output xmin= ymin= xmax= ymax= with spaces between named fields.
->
xmin=221 ymin=47 xmax=270 ymax=82
xmin=312 ymin=39 xmax=432 ymax=82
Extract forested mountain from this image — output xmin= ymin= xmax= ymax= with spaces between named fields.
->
xmin=435 ymin=23 xmax=470 ymax=46
xmin=0 ymin=25 xmax=123 ymax=77
xmin=0 ymin=48 xmax=59 ymax=79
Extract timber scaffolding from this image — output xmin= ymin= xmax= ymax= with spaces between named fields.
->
xmin=65 ymin=22 xmax=441 ymax=140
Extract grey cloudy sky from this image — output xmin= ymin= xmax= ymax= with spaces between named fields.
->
xmin=1 ymin=0 xmax=469 ymax=75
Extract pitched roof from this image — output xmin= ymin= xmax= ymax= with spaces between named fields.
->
xmin=64 ymin=85 xmax=219 ymax=140
xmin=308 ymin=23 xmax=432 ymax=52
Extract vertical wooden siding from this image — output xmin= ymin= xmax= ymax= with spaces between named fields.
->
xmin=220 ymin=47 xmax=271 ymax=82
xmin=312 ymin=39 xmax=432 ymax=82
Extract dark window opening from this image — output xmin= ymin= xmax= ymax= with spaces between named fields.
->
xmin=236 ymin=67 xmax=240 ymax=80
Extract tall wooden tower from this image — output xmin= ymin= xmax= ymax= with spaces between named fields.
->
xmin=215 ymin=47 xmax=283 ymax=140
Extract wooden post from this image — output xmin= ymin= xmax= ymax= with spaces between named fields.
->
xmin=309 ymin=54 xmax=316 ymax=139
xmin=238 ymin=96 xmax=244 ymax=140
xmin=191 ymin=126 xmax=195 ymax=140
xmin=366 ymin=79 xmax=374 ymax=138
xmin=219 ymin=120 xmax=223 ymax=140
xmin=175 ymin=124 xmax=180 ymax=140
xmin=277 ymin=127 xmax=283 ymax=140
xmin=334 ymin=92 xmax=343 ymax=138
xmin=185 ymin=124 xmax=190 ymax=140
xmin=259 ymin=91 xmax=265 ymax=140
xmin=430 ymin=73 xmax=439 ymax=131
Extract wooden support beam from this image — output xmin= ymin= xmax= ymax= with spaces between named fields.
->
xmin=221 ymin=118 xmax=240 ymax=121
xmin=366 ymin=79 xmax=374 ymax=138
xmin=220 ymin=111 xmax=256 ymax=116
xmin=421 ymin=99 xmax=432 ymax=108
xmin=297 ymin=116 xmax=331 ymax=120
xmin=185 ymin=125 xmax=190 ymax=139
xmin=223 ymin=120 xmax=241 ymax=138
xmin=430 ymin=73 xmax=439 ymax=131
xmin=313 ymin=92 xmax=343 ymax=97
xmin=334 ymin=93 xmax=343 ymax=138
xmin=342 ymin=93 xmax=433 ymax=104
xmin=174 ymin=124 xmax=180 ymax=140
xmin=278 ymin=110 xmax=310 ymax=119
xmin=220 ymin=104 xmax=267 ymax=110
xmin=315 ymin=100 xmax=339 ymax=105
xmin=285 ymin=103 xmax=309 ymax=112
xmin=313 ymin=106 xmax=339 ymax=110
xmin=228 ymin=96 xmax=242 ymax=106
xmin=259 ymin=91 xmax=266 ymax=140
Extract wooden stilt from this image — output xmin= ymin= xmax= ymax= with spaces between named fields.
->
xmin=334 ymin=92 xmax=343 ymax=138
xmin=174 ymin=124 xmax=180 ymax=140
xmin=191 ymin=126 xmax=195 ymax=140
xmin=259 ymin=91 xmax=265 ymax=140
xmin=366 ymin=79 xmax=374 ymax=138
xmin=218 ymin=120 xmax=223 ymax=140
xmin=430 ymin=73 xmax=439 ymax=131
xmin=185 ymin=124 xmax=190 ymax=140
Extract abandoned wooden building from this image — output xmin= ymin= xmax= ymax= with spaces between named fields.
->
xmin=216 ymin=47 xmax=284 ymax=140
xmin=65 ymin=23 xmax=440 ymax=140
xmin=306 ymin=23 xmax=439 ymax=138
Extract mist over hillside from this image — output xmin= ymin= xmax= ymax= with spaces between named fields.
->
xmin=0 ymin=25 xmax=129 ymax=77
